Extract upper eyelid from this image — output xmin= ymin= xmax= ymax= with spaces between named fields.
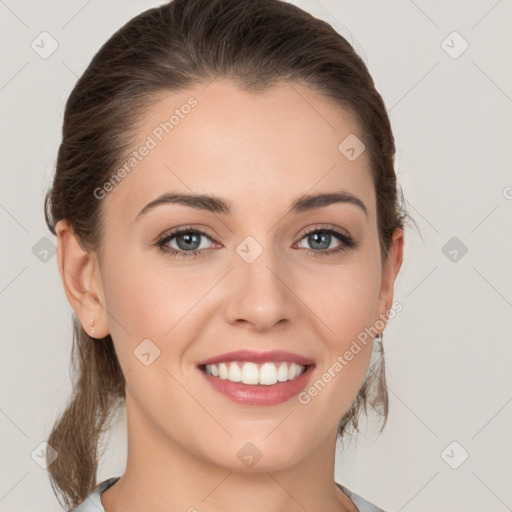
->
xmin=157 ymin=224 xmax=353 ymax=246
xmin=156 ymin=225 xmax=216 ymax=243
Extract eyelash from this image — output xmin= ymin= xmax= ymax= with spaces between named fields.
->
xmin=156 ymin=225 xmax=357 ymax=259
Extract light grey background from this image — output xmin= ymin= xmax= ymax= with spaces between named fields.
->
xmin=1 ymin=1 xmax=511 ymax=511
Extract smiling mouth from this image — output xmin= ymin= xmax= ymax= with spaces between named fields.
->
xmin=199 ymin=361 xmax=311 ymax=386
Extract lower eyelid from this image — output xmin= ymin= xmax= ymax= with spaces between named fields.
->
xmin=157 ymin=227 xmax=356 ymax=256
xmin=158 ymin=231 xmax=215 ymax=250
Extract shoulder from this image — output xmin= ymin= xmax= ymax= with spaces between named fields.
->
xmin=335 ymin=481 xmax=390 ymax=512
xmin=68 ymin=477 xmax=387 ymax=512
xmin=67 ymin=476 xmax=121 ymax=512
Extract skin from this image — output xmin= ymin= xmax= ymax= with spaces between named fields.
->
xmin=56 ymin=80 xmax=403 ymax=512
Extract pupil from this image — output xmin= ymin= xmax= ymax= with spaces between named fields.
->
xmin=178 ymin=233 xmax=200 ymax=250
xmin=309 ymin=232 xmax=330 ymax=250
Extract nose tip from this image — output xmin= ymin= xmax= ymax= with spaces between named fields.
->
xmin=222 ymin=259 xmax=297 ymax=332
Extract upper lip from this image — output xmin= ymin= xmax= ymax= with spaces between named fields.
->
xmin=196 ymin=349 xmax=315 ymax=367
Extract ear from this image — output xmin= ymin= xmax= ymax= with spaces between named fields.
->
xmin=55 ymin=219 xmax=110 ymax=339
xmin=376 ymin=227 xmax=404 ymax=326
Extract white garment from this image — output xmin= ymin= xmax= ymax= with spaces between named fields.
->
xmin=68 ymin=476 xmax=389 ymax=512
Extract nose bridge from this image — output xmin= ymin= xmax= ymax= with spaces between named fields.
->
xmin=223 ymin=236 xmax=298 ymax=330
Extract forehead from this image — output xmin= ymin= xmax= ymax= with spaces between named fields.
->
xmin=103 ymin=80 xmax=375 ymax=222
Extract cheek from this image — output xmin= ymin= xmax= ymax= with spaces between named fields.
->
xmin=308 ymin=253 xmax=382 ymax=343
xmin=100 ymin=248 xmax=218 ymax=362
xmin=298 ymin=262 xmax=382 ymax=431
xmin=102 ymin=246 xmax=178 ymax=325
xmin=301 ymin=249 xmax=382 ymax=402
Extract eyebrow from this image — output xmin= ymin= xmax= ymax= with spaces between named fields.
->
xmin=135 ymin=190 xmax=368 ymax=220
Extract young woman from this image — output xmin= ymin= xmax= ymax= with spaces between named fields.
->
xmin=44 ymin=0 xmax=407 ymax=510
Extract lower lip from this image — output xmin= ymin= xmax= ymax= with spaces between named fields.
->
xmin=198 ymin=365 xmax=315 ymax=406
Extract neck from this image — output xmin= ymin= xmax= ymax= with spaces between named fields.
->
xmin=101 ymin=392 xmax=357 ymax=512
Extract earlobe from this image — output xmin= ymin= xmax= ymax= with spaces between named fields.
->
xmin=55 ymin=220 xmax=110 ymax=339
xmin=376 ymin=228 xmax=404 ymax=323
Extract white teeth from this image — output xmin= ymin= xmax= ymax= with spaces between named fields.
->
xmin=289 ymin=362 xmax=299 ymax=379
xmin=218 ymin=362 xmax=228 ymax=379
xmin=203 ymin=361 xmax=307 ymax=385
xmin=228 ymin=362 xmax=242 ymax=382
xmin=260 ymin=362 xmax=277 ymax=385
xmin=277 ymin=362 xmax=288 ymax=382
xmin=241 ymin=362 xmax=259 ymax=384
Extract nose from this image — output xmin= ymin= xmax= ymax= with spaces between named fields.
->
xmin=222 ymin=250 xmax=299 ymax=332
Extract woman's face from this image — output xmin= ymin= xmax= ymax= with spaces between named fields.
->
xmin=75 ymin=80 xmax=402 ymax=470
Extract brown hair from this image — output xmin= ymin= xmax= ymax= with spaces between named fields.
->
xmin=44 ymin=0 xmax=408 ymax=508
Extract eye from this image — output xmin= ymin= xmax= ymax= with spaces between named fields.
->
xmin=156 ymin=225 xmax=357 ymax=259
xmin=156 ymin=227 xmax=216 ymax=259
xmin=295 ymin=226 xmax=357 ymax=256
